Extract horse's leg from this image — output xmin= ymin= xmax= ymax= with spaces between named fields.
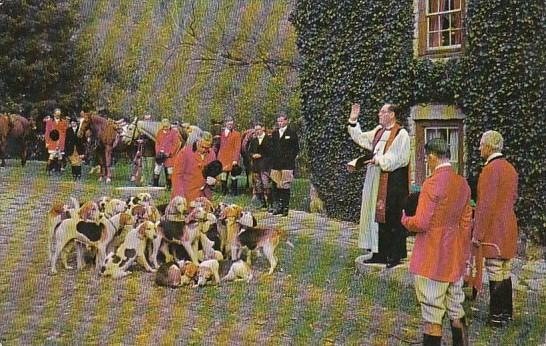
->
xmin=98 ymin=151 xmax=105 ymax=182
xmin=105 ymin=146 xmax=113 ymax=183
xmin=21 ymin=141 xmax=28 ymax=167
xmin=0 ymin=144 xmax=5 ymax=168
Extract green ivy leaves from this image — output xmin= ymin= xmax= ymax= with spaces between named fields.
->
xmin=293 ymin=0 xmax=545 ymax=242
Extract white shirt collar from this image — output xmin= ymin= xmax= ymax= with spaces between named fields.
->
xmin=435 ymin=162 xmax=452 ymax=171
xmin=279 ymin=126 xmax=287 ymax=136
xmin=485 ymin=152 xmax=503 ymax=165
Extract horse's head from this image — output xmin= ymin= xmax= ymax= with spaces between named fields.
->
xmin=77 ymin=112 xmax=92 ymax=138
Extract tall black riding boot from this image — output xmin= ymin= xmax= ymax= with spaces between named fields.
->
xmin=71 ymin=166 xmax=78 ymax=180
xmin=221 ymin=180 xmax=228 ymax=195
xmin=153 ymin=174 xmax=160 ymax=187
xmin=257 ymin=193 xmax=267 ymax=209
xmin=450 ymin=317 xmax=469 ymax=346
xmin=422 ymin=334 xmax=441 ymax=346
xmin=273 ymin=188 xmax=284 ymax=215
xmin=489 ymin=280 xmax=504 ymax=327
xmin=268 ymin=185 xmax=277 ymax=213
xmin=502 ymin=277 xmax=513 ymax=322
xmin=230 ymin=178 xmax=238 ymax=196
xmin=75 ymin=165 xmax=82 ymax=180
xmin=282 ymin=189 xmax=290 ymax=216
xmin=166 ymin=175 xmax=172 ymax=190
xmin=46 ymin=159 xmax=53 ymax=175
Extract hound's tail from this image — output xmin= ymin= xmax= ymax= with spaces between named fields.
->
xmin=278 ymin=229 xmax=294 ymax=248
xmin=70 ymin=197 xmax=80 ymax=219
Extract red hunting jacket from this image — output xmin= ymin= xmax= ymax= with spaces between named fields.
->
xmin=474 ymin=156 xmax=518 ymax=259
xmin=44 ymin=118 xmax=68 ymax=152
xmin=402 ymin=166 xmax=473 ymax=283
xmin=155 ymin=128 xmax=181 ymax=168
xmin=217 ymin=129 xmax=241 ymax=171
xmin=171 ymin=145 xmax=216 ymax=203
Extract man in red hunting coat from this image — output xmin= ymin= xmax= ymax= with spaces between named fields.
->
xmin=402 ymin=138 xmax=473 ymax=346
xmin=473 ymin=130 xmax=518 ymax=327
xmin=44 ymin=108 xmax=68 ymax=174
xmin=154 ymin=118 xmax=181 ymax=189
xmin=171 ymin=132 xmax=216 ymax=203
xmin=217 ymin=117 xmax=242 ymax=195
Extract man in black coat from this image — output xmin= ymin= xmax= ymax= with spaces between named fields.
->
xmin=248 ymin=122 xmax=272 ymax=209
xmin=269 ymin=113 xmax=299 ymax=216
xmin=65 ymin=117 xmax=86 ymax=180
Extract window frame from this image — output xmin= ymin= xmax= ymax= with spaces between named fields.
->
xmin=415 ymin=119 xmax=464 ymax=185
xmin=418 ymin=0 xmax=466 ymax=58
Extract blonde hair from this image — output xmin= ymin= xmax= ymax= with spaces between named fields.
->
xmin=481 ymin=130 xmax=504 ymax=152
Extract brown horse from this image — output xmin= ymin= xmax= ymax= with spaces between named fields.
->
xmin=77 ymin=112 xmax=119 ymax=183
xmin=0 ymin=113 xmax=34 ymax=167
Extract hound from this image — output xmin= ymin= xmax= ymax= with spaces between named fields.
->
xmin=100 ymin=221 xmax=158 ymax=278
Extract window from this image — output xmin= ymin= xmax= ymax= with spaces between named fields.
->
xmin=424 ymin=127 xmax=460 ymax=175
xmin=418 ymin=0 xmax=465 ymax=57
xmin=414 ymin=120 xmax=464 ymax=185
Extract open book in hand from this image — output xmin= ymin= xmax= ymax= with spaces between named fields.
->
xmin=347 ymin=152 xmax=374 ymax=170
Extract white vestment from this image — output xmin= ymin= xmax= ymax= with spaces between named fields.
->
xmin=348 ymin=122 xmax=410 ymax=252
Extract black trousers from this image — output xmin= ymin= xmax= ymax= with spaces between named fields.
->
xmin=376 ymin=222 xmax=407 ymax=262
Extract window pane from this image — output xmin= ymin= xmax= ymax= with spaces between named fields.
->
xmin=429 ymin=32 xmax=441 ymax=48
xmin=452 ymin=29 xmax=462 ymax=45
xmin=440 ymin=0 xmax=449 ymax=12
xmin=454 ymin=0 xmax=461 ymax=10
xmin=441 ymin=14 xmax=450 ymax=30
xmin=453 ymin=12 xmax=462 ymax=29
xmin=441 ymin=30 xmax=450 ymax=46
xmin=449 ymin=130 xmax=458 ymax=161
xmin=429 ymin=16 xmax=439 ymax=32
xmin=428 ymin=0 xmax=439 ymax=13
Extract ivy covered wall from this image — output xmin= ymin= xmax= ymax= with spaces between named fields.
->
xmin=292 ymin=0 xmax=546 ymax=241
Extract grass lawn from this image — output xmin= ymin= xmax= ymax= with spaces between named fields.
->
xmin=0 ymin=160 xmax=544 ymax=345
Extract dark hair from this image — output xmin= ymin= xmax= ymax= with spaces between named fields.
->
xmin=386 ymin=103 xmax=402 ymax=117
xmin=425 ymin=138 xmax=451 ymax=159
xmin=254 ymin=122 xmax=264 ymax=128
xmin=277 ymin=112 xmax=288 ymax=120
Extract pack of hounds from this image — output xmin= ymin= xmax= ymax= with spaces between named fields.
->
xmin=47 ymin=193 xmax=294 ymax=288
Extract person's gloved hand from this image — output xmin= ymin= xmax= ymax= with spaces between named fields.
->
xmin=206 ymin=176 xmax=217 ymax=185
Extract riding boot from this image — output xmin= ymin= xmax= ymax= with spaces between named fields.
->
xmin=230 ymin=178 xmax=238 ymax=196
xmin=75 ymin=165 xmax=82 ymax=180
xmin=221 ymin=180 xmax=228 ymax=195
xmin=489 ymin=281 xmax=504 ymax=327
xmin=60 ymin=156 xmax=66 ymax=172
xmin=268 ymin=184 xmax=278 ymax=213
xmin=282 ymin=189 xmax=290 ymax=216
xmin=153 ymin=174 xmax=160 ymax=187
xmin=166 ymin=175 xmax=172 ymax=190
xmin=423 ymin=334 xmax=441 ymax=346
xmin=71 ymin=166 xmax=78 ymax=180
xmin=450 ymin=317 xmax=469 ymax=346
xmin=273 ymin=189 xmax=284 ymax=215
xmin=264 ymin=190 xmax=271 ymax=210
xmin=257 ymin=193 xmax=267 ymax=209
xmin=502 ymin=277 xmax=513 ymax=322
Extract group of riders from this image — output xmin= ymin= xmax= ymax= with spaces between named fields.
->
xmin=3 ymin=108 xmax=299 ymax=214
